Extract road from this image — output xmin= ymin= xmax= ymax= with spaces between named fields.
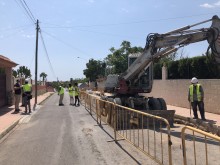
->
xmin=0 ymin=92 xmax=157 ymax=165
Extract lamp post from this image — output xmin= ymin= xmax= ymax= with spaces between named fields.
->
xmin=77 ymin=57 xmax=87 ymax=61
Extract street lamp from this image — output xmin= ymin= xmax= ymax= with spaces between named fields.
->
xmin=77 ymin=57 xmax=87 ymax=61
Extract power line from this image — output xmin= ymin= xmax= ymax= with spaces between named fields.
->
xmin=14 ymin=0 xmax=33 ymax=24
xmin=13 ymin=0 xmax=57 ymax=80
xmin=21 ymin=0 xmax=36 ymax=22
xmin=59 ymin=28 xmax=142 ymax=39
xmin=14 ymin=0 xmax=36 ymax=24
xmin=39 ymin=29 xmax=57 ymax=80
xmin=41 ymin=12 xmax=220 ymax=29
xmin=28 ymin=53 xmax=35 ymax=71
xmin=41 ymin=30 xmax=92 ymax=58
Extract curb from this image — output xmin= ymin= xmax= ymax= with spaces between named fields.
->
xmin=174 ymin=114 xmax=220 ymax=136
xmin=0 ymin=92 xmax=54 ymax=141
xmin=38 ymin=92 xmax=54 ymax=105
xmin=0 ymin=120 xmax=19 ymax=140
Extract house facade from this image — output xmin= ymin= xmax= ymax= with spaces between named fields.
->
xmin=0 ymin=55 xmax=17 ymax=107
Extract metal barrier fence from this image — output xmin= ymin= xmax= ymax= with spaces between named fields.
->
xmin=181 ymin=126 xmax=220 ymax=165
xmin=80 ymin=91 xmax=220 ymax=165
xmin=80 ymin=91 xmax=173 ymax=165
xmin=113 ymin=102 xmax=173 ymax=165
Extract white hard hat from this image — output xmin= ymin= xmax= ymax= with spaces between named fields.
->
xmin=191 ymin=77 xmax=198 ymax=84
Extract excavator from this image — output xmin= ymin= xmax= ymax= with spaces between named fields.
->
xmin=102 ymin=15 xmax=220 ymax=125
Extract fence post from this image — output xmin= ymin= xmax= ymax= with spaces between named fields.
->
xmin=114 ymin=104 xmax=117 ymax=142
xmin=89 ymin=95 xmax=92 ymax=114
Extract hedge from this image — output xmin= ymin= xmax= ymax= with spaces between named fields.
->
xmin=153 ymin=56 xmax=220 ymax=79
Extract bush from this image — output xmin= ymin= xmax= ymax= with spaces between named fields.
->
xmin=167 ymin=60 xmax=179 ymax=79
xmin=153 ymin=55 xmax=220 ymax=79
xmin=153 ymin=63 xmax=162 ymax=79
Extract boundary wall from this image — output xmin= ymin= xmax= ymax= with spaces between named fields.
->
xmin=96 ymin=79 xmax=220 ymax=115
xmin=32 ymin=85 xmax=47 ymax=97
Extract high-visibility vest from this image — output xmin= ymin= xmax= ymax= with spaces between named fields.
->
xmin=59 ymin=86 xmax=64 ymax=95
xmin=68 ymin=86 xmax=73 ymax=96
xmin=189 ymin=84 xmax=202 ymax=102
xmin=23 ymin=84 xmax=32 ymax=92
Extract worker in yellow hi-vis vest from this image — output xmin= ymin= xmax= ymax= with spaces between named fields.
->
xmin=188 ymin=77 xmax=206 ymax=120
xmin=68 ymin=83 xmax=74 ymax=105
xmin=58 ymin=83 xmax=64 ymax=106
xmin=22 ymin=79 xmax=32 ymax=114
xmin=74 ymin=82 xmax=80 ymax=106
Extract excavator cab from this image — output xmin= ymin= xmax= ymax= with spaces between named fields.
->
xmin=128 ymin=53 xmax=153 ymax=93
xmin=138 ymin=64 xmax=153 ymax=93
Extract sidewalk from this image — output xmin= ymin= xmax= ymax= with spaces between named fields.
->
xmin=167 ymin=105 xmax=220 ymax=126
xmin=0 ymin=92 xmax=54 ymax=140
xmin=0 ymin=94 xmax=219 ymax=140
xmin=168 ymin=105 xmax=220 ymax=136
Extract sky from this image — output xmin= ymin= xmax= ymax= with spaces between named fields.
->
xmin=1 ymin=0 xmax=220 ymax=81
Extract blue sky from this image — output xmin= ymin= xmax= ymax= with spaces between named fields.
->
xmin=1 ymin=0 xmax=220 ymax=81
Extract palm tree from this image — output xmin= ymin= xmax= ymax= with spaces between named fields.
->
xmin=17 ymin=66 xmax=31 ymax=78
xmin=40 ymin=72 xmax=47 ymax=82
xmin=12 ymin=69 xmax=18 ymax=77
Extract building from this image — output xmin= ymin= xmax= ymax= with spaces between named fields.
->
xmin=0 ymin=55 xmax=18 ymax=107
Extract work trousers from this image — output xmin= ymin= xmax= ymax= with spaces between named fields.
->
xmin=191 ymin=101 xmax=205 ymax=119
xmin=75 ymin=95 xmax=80 ymax=105
xmin=24 ymin=96 xmax=31 ymax=113
xmin=22 ymin=95 xmax=25 ymax=106
xmin=14 ymin=94 xmax=21 ymax=110
xmin=59 ymin=94 xmax=64 ymax=104
xmin=69 ymin=96 xmax=74 ymax=105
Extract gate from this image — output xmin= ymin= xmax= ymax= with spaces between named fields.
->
xmin=0 ymin=74 xmax=6 ymax=107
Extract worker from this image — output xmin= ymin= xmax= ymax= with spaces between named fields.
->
xmin=74 ymin=82 xmax=80 ymax=106
xmin=58 ymin=83 xmax=64 ymax=106
xmin=14 ymin=79 xmax=22 ymax=112
xmin=20 ymin=79 xmax=25 ymax=107
xmin=68 ymin=83 xmax=74 ymax=105
xmin=22 ymin=79 xmax=32 ymax=114
xmin=188 ymin=77 xmax=206 ymax=120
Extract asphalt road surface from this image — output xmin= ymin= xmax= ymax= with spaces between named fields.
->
xmin=0 ymin=92 xmax=157 ymax=165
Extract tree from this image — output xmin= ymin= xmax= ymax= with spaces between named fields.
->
xmin=70 ymin=78 xmax=89 ymax=84
xmin=82 ymin=41 xmax=144 ymax=80
xmin=105 ymin=41 xmax=143 ymax=75
xmin=17 ymin=66 xmax=31 ymax=78
xmin=40 ymin=72 xmax=47 ymax=82
xmin=83 ymin=59 xmax=105 ymax=81
xmin=12 ymin=69 xmax=18 ymax=77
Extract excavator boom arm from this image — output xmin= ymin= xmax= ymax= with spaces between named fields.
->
xmin=122 ymin=15 xmax=220 ymax=82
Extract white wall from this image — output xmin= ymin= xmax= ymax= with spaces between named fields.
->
xmin=97 ymin=79 xmax=220 ymax=114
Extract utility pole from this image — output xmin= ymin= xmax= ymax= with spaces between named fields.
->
xmin=34 ymin=19 xmax=39 ymax=109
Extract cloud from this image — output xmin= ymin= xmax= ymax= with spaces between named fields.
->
xmin=200 ymin=1 xmax=220 ymax=8
xmin=200 ymin=3 xmax=214 ymax=8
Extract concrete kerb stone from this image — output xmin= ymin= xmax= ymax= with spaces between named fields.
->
xmin=0 ymin=92 xmax=54 ymax=141
xmin=174 ymin=114 xmax=220 ymax=136
xmin=0 ymin=120 xmax=19 ymax=140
